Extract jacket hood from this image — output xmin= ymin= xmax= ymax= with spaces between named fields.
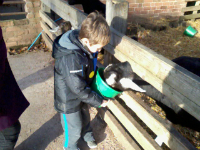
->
xmin=52 ymin=30 xmax=93 ymax=59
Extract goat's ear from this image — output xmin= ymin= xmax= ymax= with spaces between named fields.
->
xmin=119 ymin=78 xmax=146 ymax=92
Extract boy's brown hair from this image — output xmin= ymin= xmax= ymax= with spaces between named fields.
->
xmin=79 ymin=11 xmax=111 ymax=46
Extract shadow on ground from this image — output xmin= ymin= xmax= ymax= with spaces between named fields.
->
xmin=17 ymin=61 xmax=54 ymax=91
xmin=15 ymin=113 xmax=63 ymax=150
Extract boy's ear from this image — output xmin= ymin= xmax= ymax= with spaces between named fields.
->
xmin=81 ymin=38 xmax=90 ymax=46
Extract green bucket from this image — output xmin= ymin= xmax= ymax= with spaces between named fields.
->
xmin=184 ymin=26 xmax=198 ymax=37
xmin=91 ymin=68 xmax=122 ymax=99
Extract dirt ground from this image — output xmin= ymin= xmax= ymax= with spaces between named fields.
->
xmin=8 ymin=51 xmax=125 ymax=150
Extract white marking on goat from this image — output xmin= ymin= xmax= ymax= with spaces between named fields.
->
xmin=119 ymin=78 xmax=146 ymax=92
xmin=105 ymin=73 xmax=117 ymax=86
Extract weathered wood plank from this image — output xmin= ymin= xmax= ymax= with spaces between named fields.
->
xmin=3 ymin=1 xmax=25 ymax=4
xmin=0 ymin=12 xmax=27 ymax=16
xmin=41 ymin=0 xmax=86 ymax=29
xmin=104 ymin=44 xmax=200 ymax=121
xmin=39 ymin=10 xmax=58 ymax=29
xmin=41 ymin=32 xmax=53 ymax=51
xmin=40 ymin=21 xmax=57 ymax=41
xmin=106 ymin=27 xmax=200 ymax=109
xmin=184 ymin=13 xmax=200 ymax=19
xmin=119 ymin=92 xmax=197 ymax=150
xmin=182 ymin=5 xmax=200 ymax=12
xmin=39 ymin=10 xmax=61 ymax=36
xmin=108 ymin=100 xmax=162 ymax=150
xmin=98 ymin=108 xmax=141 ymax=150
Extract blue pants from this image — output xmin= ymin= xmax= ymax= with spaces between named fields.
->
xmin=61 ymin=104 xmax=94 ymax=150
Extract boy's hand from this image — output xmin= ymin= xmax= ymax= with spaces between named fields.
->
xmin=100 ymin=99 xmax=110 ymax=107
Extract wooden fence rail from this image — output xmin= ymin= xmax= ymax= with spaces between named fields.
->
xmin=97 ymin=62 xmax=197 ymax=150
xmin=1 ymin=1 xmax=26 ymax=17
xmin=2 ymin=1 xmax=25 ymax=4
xmin=39 ymin=0 xmax=199 ymax=149
xmin=104 ymin=28 xmax=200 ymax=121
xmin=0 ymin=12 xmax=27 ymax=16
xmin=182 ymin=1 xmax=200 ymax=20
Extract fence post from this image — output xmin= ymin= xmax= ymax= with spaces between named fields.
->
xmin=41 ymin=2 xmax=55 ymax=20
xmin=41 ymin=3 xmax=50 ymax=13
xmin=104 ymin=0 xmax=129 ymax=66
xmin=106 ymin=0 xmax=128 ymax=34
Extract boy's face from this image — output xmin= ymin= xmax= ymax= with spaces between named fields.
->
xmin=87 ymin=43 xmax=103 ymax=53
xmin=81 ymin=38 xmax=104 ymax=53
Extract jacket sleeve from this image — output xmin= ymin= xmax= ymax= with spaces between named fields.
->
xmin=61 ymin=54 xmax=103 ymax=108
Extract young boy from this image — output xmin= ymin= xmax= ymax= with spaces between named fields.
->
xmin=52 ymin=11 xmax=111 ymax=150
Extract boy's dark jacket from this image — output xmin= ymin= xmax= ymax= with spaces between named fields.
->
xmin=52 ymin=30 xmax=103 ymax=114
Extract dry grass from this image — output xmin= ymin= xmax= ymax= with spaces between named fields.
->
xmin=8 ymin=39 xmax=50 ymax=55
xmin=127 ymin=19 xmax=200 ymax=60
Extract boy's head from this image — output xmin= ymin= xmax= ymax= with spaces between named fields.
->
xmin=79 ymin=11 xmax=111 ymax=53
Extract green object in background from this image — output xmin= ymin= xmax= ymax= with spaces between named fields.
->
xmin=91 ymin=68 xmax=122 ymax=99
xmin=184 ymin=26 xmax=198 ymax=37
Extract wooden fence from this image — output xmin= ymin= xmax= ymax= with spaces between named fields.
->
xmin=0 ymin=1 xmax=27 ymax=17
xmin=182 ymin=0 xmax=200 ymax=20
xmin=39 ymin=0 xmax=200 ymax=149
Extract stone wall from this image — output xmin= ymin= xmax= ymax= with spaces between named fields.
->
xmin=74 ymin=0 xmax=186 ymax=24
xmin=0 ymin=0 xmax=42 ymax=48
xmin=126 ymin=0 xmax=186 ymax=20
xmin=100 ymin=0 xmax=187 ymax=22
